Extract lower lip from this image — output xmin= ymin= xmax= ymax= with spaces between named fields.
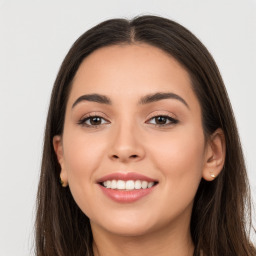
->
xmin=98 ymin=184 xmax=156 ymax=203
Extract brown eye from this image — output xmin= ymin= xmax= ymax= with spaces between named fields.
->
xmin=90 ymin=117 xmax=102 ymax=125
xmin=147 ymin=115 xmax=178 ymax=126
xmin=78 ymin=115 xmax=109 ymax=127
xmin=155 ymin=116 xmax=168 ymax=125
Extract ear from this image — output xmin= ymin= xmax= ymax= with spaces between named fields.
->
xmin=202 ymin=128 xmax=226 ymax=181
xmin=53 ymin=135 xmax=68 ymax=187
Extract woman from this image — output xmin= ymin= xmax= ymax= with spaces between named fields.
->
xmin=35 ymin=15 xmax=256 ymax=255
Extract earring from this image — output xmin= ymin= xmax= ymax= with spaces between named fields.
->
xmin=59 ymin=176 xmax=66 ymax=187
xmin=210 ymin=171 xmax=216 ymax=179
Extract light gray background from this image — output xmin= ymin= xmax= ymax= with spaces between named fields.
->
xmin=0 ymin=0 xmax=255 ymax=255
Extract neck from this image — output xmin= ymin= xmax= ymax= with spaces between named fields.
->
xmin=91 ymin=216 xmax=194 ymax=256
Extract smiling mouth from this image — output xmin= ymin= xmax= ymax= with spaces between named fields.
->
xmin=97 ymin=173 xmax=158 ymax=202
xmin=99 ymin=180 xmax=158 ymax=190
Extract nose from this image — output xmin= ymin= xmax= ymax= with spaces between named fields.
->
xmin=108 ymin=122 xmax=145 ymax=163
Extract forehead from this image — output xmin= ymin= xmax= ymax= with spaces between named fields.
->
xmin=68 ymin=43 xmax=197 ymax=107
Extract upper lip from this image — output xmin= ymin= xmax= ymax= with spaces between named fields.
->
xmin=97 ymin=172 xmax=158 ymax=183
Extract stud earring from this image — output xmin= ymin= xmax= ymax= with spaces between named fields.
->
xmin=59 ymin=176 xmax=66 ymax=187
xmin=210 ymin=171 xmax=216 ymax=179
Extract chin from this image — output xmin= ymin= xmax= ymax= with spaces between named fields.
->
xmin=104 ymin=222 xmax=155 ymax=237
xmin=91 ymin=211 xmax=161 ymax=237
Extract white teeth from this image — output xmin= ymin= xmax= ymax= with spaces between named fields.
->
xmin=103 ymin=180 xmax=112 ymax=188
xmin=111 ymin=180 xmax=117 ymax=189
xmin=102 ymin=180 xmax=156 ymax=190
xmin=141 ymin=181 xmax=148 ymax=189
xmin=134 ymin=180 xmax=142 ymax=189
xmin=116 ymin=180 xmax=126 ymax=189
xmin=148 ymin=182 xmax=154 ymax=188
xmin=125 ymin=180 xmax=135 ymax=190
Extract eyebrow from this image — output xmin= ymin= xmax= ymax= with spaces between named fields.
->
xmin=72 ymin=92 xmax=189 ymax=109
xmin=72 ymin=94 xmax=111 ymax=108
xmin=138 ymin=92 xmax=189 ymax=108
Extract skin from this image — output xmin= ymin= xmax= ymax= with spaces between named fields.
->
xmin=53 ymin=43 xmax=225 ymax=256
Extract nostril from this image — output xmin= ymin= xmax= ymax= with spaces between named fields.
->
xmin=110 ymin=154 xmax=140 ymax=161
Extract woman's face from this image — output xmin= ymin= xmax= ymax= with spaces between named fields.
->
xmin=55 ymin=43 xmax=210 ymax=236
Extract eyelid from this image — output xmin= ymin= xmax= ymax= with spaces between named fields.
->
xmin=77 ymin=112 xmax=111 ymax=128
xmin=145 ymin=111 xmax=179 ymax=127
xmin=80 ymin=111 xmax=110 ymax=120
xmin=146 ymin=111 xmax=177 ymax=120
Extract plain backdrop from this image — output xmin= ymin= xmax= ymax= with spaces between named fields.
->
xmin=0 ymin=0 xmax=255 ymax=255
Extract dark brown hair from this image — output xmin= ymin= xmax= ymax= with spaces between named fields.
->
xmin=35 ymin=15 xmax=256 ymax=255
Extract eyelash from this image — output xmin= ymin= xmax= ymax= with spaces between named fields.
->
xmin=78 ymin=114 xmax=178 ymax=129
xmin=147 ymin=115 xmax=178 ymax=127
xmin=77 ymin=114 xmax=109 ymax=128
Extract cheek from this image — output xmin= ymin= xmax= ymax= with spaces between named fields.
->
xmin=63 ymin=128 xmax=105 ymax=172
xmin=62 ymin=130 xmax=106 ymax=201
xmin=149 ymin=126 xmax=205 ymax=196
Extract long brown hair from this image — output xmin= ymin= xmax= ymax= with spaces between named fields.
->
xmin=35 ymin=15 xmax=256 ymax=255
